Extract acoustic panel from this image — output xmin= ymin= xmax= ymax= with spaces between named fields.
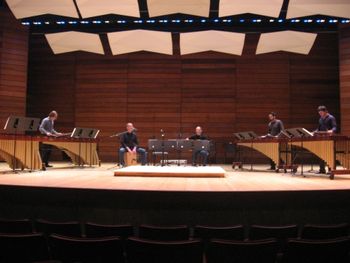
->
xmin=219 ymin=0 xmax=284 ymax=18
xmin=287 ymin=0 xmax=350 ymax=19
xmin=45 ymin=31 xmax=104 ymax=55
xmin=107 ymin=30 xmax=173 ymax=55
xmin=180 ymin=30 xmax=245 ymax=55
xmin=5 ymin=0 xmax=79 ymax=19
xmin=256 ymin=30 xmax=317 ymax=55
xmin=75 ymin=0 xmax=140 ymax=18
xmin=147 ymin=0 xmax=210 ymax=17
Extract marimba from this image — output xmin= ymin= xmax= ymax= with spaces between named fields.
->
xmin=287 ymin=135 xmax=350 ymax=179
xmin=233 ymin=135 xmax=350 ymax=179
xmin=0 ymin=134 xmax=100 ymax=171
xmin=41 ymin=136 xmax=100 ymax=166
xmin=0 ymin=134 xmax=42 ymax=170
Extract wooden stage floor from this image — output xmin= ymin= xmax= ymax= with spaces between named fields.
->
xmin=1 ymin=162 xmax=350 ymax=192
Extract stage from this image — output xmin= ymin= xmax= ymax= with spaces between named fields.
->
xmin=114 ymin=165 xmax=226 ymax=178
xmin=0 ymin=163 xmax=350 ymax=192
xmin=1 ymin=162 xmax=350 ymax=226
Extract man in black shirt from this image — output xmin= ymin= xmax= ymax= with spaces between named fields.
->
xmin=187 ymin=126 xmax=209 ymax=166
xmin=315 ymin=106 xmax=337 ymax=173
xmin=315 ymin=105 xmax=337 ymax=134
xmin=119 ymin=123 xmax=147 ymax=167
xmin=267 ymin=112 xmax=284 ymax=170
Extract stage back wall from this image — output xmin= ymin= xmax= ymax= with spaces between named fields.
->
xmin=0 ymin=4 xmax=28 ymax=131
xmin=26 ymin=32 xmax=340 ymax=162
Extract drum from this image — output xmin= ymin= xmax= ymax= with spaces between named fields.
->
xmin=125 ymin=152 xmax=137 ymax=166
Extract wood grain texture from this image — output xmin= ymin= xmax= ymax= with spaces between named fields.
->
xmin=27 ymin=32 xmax=340 ymax=162
xmin=340 ymin=25 xmax=350 ymax=135
xmin=0 ymin=5 xmax=28 ymax=132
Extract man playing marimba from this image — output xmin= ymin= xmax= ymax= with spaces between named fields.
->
xmin=315 ymin=105 xmax=337 ymax=174
xmin=267 ymin=112 xmax=284 ymax=170
xmin=39 ymin=110 xmax=62 ymax=168
xmin=187 ymin=126 xmax=209 ymax=166
xmin=119 ymin=123 xmax=147 ymax=167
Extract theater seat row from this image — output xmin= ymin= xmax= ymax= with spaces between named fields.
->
xmin=1 ymin=233 xmax=350 ymax=263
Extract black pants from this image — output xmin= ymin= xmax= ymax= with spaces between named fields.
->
xmin=320 ymin=161 xmax=327 ymax=173
xmin=270 ymin=158 xmax=285 ymax=169
xmin=40 ymin=143 xmax=52 ymax=166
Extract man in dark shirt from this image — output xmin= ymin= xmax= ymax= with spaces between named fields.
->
xmin=267 ymin=112 xmax=284 ymax=170
xmin=39 ymin=110 xmax=62 ymax=168
xmin=315 ymin=105 xmax=337 ymax=134
xmin=187 ymin=126 xmax=209 ymax=166
xmin=119 ymin=123 xmax=147 ymax=167
xmin=268 ymin=112 xmax=284 ymax=137
xmin=315 ymin=105 xmax=337 ymax=173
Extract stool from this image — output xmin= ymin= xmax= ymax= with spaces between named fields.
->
xmin=125 ymin=152 xmax=137 ymax=166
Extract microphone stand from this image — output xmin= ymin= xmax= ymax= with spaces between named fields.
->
xmin=161 ymin=130 xmax=165 ymax=167
xmin=177 ymin=133 xmax=182 ymax=166
xmin=110 ymin=131 xmax=127 ymax=138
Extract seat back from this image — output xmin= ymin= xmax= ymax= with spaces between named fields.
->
xmin=138 ymin=224 xmax=189 ymax=241
xmin=249 ymin=224 xmax=298 ymax=251
xmin=126 ymin=237 xmax=203 ymax=263
xmin=207 ymin=238 xmax=278 ymax=263
xmin=0 ymin=218 xmax=33 ymax=234
xmin=283 ymin=237 xmax=350 ymax=263
xmin=0 ymin=233 xmax=50 ymax=262
xmin=85 ymin=222 xmax=134 ymax=238
xmin=301 ymin=223 xmax=349 ymax=240
xmin=194 ymin=225 xmax=245 ymax=241
xmin=49 ymin=234 xmax=125 ymax=263
xmin=36 ymin=219 xmax=82 ymax=237
xmin=249 ymin=225 xmax=298 ymax=240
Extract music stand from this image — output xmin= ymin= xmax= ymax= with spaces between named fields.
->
xmin=284 ymin=128 xmax=313 ymax=176
xmin=148 ymin=139 xmax=162 ymax=151
xmin=148 ymin=139 xmax=167 ymax=166
xmin=193 ymin=140 xmax=210 ymax=152
xmin=82 ymin=128 xmax=100 ymax=167
xmin=3 ymin=116 xmax=30 ymax=171
xmin=238 ymin=131 xmax=258 ymax=140
xmin=23 ymin=118 xmax=40 ymax=133
xmin=284 ymin=128 xmax=304 ymax=138
xmin=71 ymin=127 xmax=84 ymax=138
xmin=3 ymin=116 xmax=27 ymax=134
xmin=23 ymin=117 xmax=40 ymax=172
xmin=164 ymin=140 xmax=177 ymax=151
xmin=176 ymin=139 xmax=193 ymax=166
xmin=70 ymin=128 xmax=85 ymax=167
xmin=233 ymin=133 xmax=245 ymax=140
xmin=81 ymin=128 xmax=100 ymax=139
xmin=296 ymin=128 xmax=313 ymax=138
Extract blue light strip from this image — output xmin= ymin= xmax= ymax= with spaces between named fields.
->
xmin=21 ymin=17 xmax=350 ymax=26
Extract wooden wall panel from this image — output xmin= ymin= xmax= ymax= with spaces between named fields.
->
xmin=0 ymin=4 xmax=28 ymax=132
xmin=236 ymin=35 xmax=291 ymax=135
xmin=340 ymin=25 xmax=350 ymax=135
xmin=26 ymin=35 xmax=75 ymax=133
xmin=27 ymin=32 xmax=340 ymax=162
xmin=290 ymin=33 xmax=339 ymax=131
xmin=74 ymin=56 xmax=128 ymax=160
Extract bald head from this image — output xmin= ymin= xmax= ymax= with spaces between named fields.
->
xmin=195 ymin=126 xmax=202 ymax=136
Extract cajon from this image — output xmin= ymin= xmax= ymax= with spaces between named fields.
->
xmin=125 ymin=152 xmax=137 ymax=166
